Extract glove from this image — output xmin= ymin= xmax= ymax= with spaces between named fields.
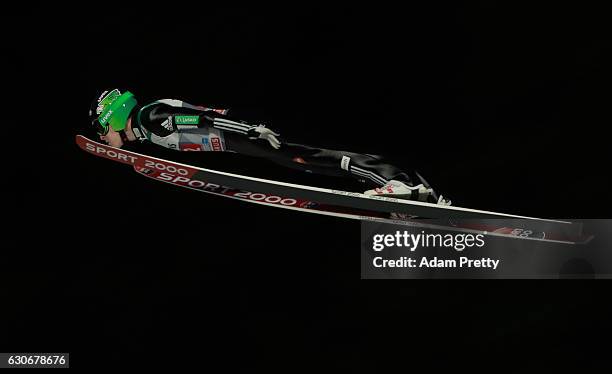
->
xmin=249 ymin=125 xmax=281 ymax=149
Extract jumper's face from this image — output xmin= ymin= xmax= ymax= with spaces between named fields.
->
xmin=99 ymin=126 xmax=123 ymax=148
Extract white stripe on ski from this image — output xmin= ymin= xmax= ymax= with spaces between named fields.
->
xmin=75 ymin=135 xmax=570 ymax=224
xmin=134 ymin=166 xmax=580 ymax=245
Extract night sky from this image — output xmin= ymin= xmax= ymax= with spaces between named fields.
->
xmin=3 ymin=5 xmax=612 ymax=369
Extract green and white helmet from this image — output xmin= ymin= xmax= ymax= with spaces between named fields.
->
xmin=89 ymin=89 xmax=138 ymax=135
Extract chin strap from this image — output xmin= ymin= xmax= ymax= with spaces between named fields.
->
xmin=119 ymin=130 xmax=129 ymax=143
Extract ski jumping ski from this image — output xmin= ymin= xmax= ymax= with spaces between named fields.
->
xmin=76 ymin=135 xmax=590 ymax=244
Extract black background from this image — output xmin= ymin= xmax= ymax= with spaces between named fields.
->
xmin=2 ymin=4 xmax=612 ymax=370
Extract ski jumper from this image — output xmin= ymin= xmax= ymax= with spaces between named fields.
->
xmin=132 ymin=99 xmax=438 ymax=202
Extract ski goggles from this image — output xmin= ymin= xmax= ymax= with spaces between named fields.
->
xmin=92 ymin=117 xmax=109 ymax=135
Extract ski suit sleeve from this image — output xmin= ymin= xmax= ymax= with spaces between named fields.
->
xmin=138 ymin=99 xmax=266 ymax=138
xmin=137 ymin=99 xmax=280 ymax=150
